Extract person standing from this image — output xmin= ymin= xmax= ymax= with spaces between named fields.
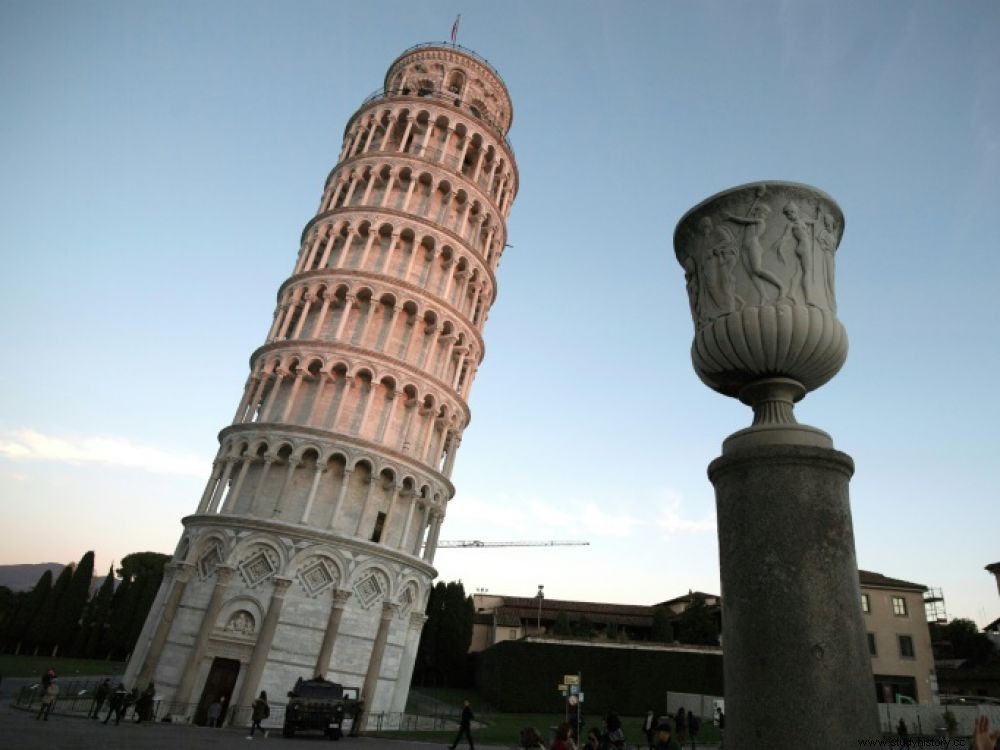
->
xmin=90 ymin=678 xmax=111 ymax=719
xmin=654 ymin=720 xmax=680 ymax=750
xmin=551 ymin=723 xmax=576 ymax=750
xmin=449 ymin=699 xmax=475 ymax=750
xmin=686 ymin=712 xmax=699 ymax=749
xmin=248 ymin=690 xmax=270 ymax=738
xmin=641 ymin=710 xmax=656 ymax=750
xmin=135 ymin=682 xmax=156 ymax=722
xmin=207 ymin=698 xmax=223 ymax=728
xmin=673 ymin=708 xmax=686 ymax=745
xmin=36 ymin=678 xmax=59 ymax=720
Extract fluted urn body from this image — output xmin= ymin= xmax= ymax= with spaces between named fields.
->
xmin=674 ymin=182 xmax=847 ymax=450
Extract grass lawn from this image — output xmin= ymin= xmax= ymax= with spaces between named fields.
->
xmin=0 ymin=654 xmax=126 ymax=678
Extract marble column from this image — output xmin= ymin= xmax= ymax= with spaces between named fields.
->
xmin=358 ymin=601 xmax=399 ymax=728
xmin=173 ymin=565 xmax=235 ymax=706
xmin=136 ymin=562 xmax=195 ymax=688
xmin=236 ymin=577 xmax=293 ymax=713
xmin=314 ymin=589 xmax=352 ymax=678
xmin=390 ymin=612 xmax=428 ymax=711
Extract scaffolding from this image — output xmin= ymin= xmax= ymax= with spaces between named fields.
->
xmin=924 ymin=587 xmax=948 ymax=623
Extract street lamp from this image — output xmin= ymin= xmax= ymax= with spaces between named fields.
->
xmin=536 ymin=584 xmax=544 ymax=634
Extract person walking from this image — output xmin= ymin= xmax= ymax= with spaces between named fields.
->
xmin=641 ymin=710 xmax=656 ymax=750
xmin=90 ymin=678 xmax=111 ymax=719
xmin=248 ymin=690 xmax=269 ymax=738
xmin=104 ymin=682 xmax=128 ymax=725
xmin=449 ymin=699 xmax=475 ymax=750
xmin=36 ymin=678 xmax=59 ymax=721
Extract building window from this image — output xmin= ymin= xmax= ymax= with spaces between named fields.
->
xmin=370 ymin=511 xmax=386 ymax=543
xmin=867 ymin=632 xmax=877 ymax=656
xmin=898 ymin=635 xmax=915 ymax=658
xmin=861 ymin=593 xmax=870 ymax=613
xmin=892 ymin=596 xmax=908 ymax=617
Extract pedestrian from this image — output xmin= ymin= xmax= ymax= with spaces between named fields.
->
xmin=449 ymin=699 xmax=475 ymax=750
xmin=897 ymin=718 xmax=910 ymax=748
xmin=36 ymin=677 xmax=59 ymax=721
xmin=585 ymin=728 xmax=601 ymax=750
xmin=520 ymin=727 xmax=545 ymax=750
xmin=716 ymin=710 xmax=725 ymax=750
xmin=686 ymin=712 xmax=700 ymax=749
xmin=41 ymin=668 xmax=56 ymax=690
xmin=104 ymin=682 xmax=128 ymax=725
xmin=551 ymin=723 xmax=576 ymax=750
xmin=91 ymin=678 xmax=111 ymax=719
xmin=207 ymin=698 xmax=223 ymax=728
xmin=606 ymin=712 xmax=624 ymax=750
xmin=641 ymin=710 xmax=656 ymax=750
xmin=135 ymin=682 xmax=155 ymax=722
xmin=248 ymin=690 xmax=269 ymax=738
xmin=673 ymin=708 xmax=686 ymax=745
xmin=654 ymin=719 xmax=680 ymax=750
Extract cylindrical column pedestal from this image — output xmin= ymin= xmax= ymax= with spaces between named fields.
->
xmin=708 ymin=444 xmax=879 ymax=748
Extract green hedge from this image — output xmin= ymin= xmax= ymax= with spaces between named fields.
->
xmin=474 ymin=640 xmax=723 ymax=715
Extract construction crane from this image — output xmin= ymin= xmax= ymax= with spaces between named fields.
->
xmin=436 ymin=540 xmax=589 ymax=548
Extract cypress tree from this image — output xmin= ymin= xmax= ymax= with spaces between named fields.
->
xmin=414 ymin=581 xmax=445 ymax=686
xmin=105 ymin=575 xmax=135 ymax=660
xmin=6 ymin=570 xmax=52 ymax=654
xmin=77 ymin=565 xmax=117 ymax=657
xmin=34 ymin=564 xmax=74 ymax=656
xmin=55 ymin=551 xmax=94 ymax=656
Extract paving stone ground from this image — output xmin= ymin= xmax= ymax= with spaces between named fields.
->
xmin=0 ymin=693 xmax=462 ymax=750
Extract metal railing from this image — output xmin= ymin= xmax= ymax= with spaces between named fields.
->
xmin=392 ymin=43 xmax=510 ymax=89
xmin=13 ymin=683 xmax=468 ymax=735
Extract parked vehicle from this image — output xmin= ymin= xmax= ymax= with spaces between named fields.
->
xmin=283 ymin=676 xmax=362 ymax=740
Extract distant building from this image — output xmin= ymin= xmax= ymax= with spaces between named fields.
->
xmin=859 ymin=570 xmax=937 ymax=704
xmin=470 ymin=591 xmax=721 ymax=651
xmin=474 ymin=573 xmax=936 ymax=705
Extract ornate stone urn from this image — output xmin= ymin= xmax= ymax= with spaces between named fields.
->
xmin=673 ymin=181 xmax=846 ymax=451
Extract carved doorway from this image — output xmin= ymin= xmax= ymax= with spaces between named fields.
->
xmin=195 ymin=657 xmax=241 ymax=726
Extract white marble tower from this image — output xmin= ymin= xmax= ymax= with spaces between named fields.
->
xmin=125 ymin=42 xmax=517 ymax=724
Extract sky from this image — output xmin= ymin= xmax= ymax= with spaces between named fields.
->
xmin=1 ymin=1 xmax=998 ymax=628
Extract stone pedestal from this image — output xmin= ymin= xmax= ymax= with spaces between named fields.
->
xmin=709 ymin=444 xmax=880 ymax=748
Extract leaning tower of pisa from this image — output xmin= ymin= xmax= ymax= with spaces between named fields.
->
xmin=124 ymin=42 xmax=517 ymax=725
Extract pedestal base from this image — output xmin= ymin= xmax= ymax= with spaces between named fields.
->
xmin=708 ymin=444 xmax=879 ymax=748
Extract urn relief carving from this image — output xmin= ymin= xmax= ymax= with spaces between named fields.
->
xmin=674 ymin=181 xmax=848 ymax=451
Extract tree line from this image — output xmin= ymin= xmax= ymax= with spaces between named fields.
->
xmin=0 ymin=550 xmax=169 ymax=661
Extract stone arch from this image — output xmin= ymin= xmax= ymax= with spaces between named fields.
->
xmin=287 ymin=548 xmax=346 ymax=597
xmin=192 ymin=531 xmax=229 ymax=578
xmin=396 ymin=578 xmax=422 ymax=615
xmin=348 ymin=562 xmax=394 ymax=608
xmin=230 ymin=534 xmax=287 ymax=588
xmin=217 ymin=595 xmax=265 ymax=635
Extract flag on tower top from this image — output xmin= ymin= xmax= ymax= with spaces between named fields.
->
xmin=451 ymin=14 xmax=461 ymax=43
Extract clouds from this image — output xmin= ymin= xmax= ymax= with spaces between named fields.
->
xmin=0 ymin=429 xmax=207 ymax=478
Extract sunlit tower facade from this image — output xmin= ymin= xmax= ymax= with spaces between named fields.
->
xmin=125 ymin=42 xmax=517 ymax=723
